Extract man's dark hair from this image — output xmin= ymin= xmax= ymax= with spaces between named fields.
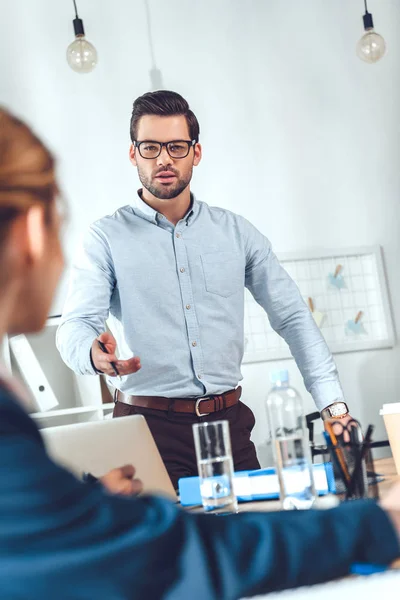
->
xmin=130 ymin=90 xmax=200 ymax=143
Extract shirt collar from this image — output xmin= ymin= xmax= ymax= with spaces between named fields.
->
xmin=132 ymin=190 xmax=199 ymax=226
xmin=132 ymin=191 xmax=158 ymax=224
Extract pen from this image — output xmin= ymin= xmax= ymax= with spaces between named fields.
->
xmin=97 ymin=340 xmax=122 ymax=381
xmin=346 ymin=424 xmax=374 ymax=499
xmin=325 ymin=421 xmax=351 ymax=484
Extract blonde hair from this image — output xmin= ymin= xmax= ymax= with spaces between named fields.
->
xmin=0 ymin=107 xmax=57 ymax=240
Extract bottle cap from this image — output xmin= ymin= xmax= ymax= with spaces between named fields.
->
xmin=270 ymin=369 xmax=289 ymax=385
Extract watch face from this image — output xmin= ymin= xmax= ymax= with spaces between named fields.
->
xmin=330 ymin=402 xmax=347 ymax=417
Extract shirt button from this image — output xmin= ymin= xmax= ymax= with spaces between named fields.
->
xmin=180 ymin=267 xmax=185 ymax=273
xmin=175 ymin=233 xmax=181 ymax=238
xmin=186 ymin=304 xmax=191 ymax=310
xmin=198 ymin=374 xmax=202 ymax=379
xmin=159 ymin=214 xmax=163 ymax=219
xmin=192 ymin=341 xmax=197 ymax=347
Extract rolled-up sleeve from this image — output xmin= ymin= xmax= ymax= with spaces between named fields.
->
xmin=56 ymin=225 xmax=116 ymax=375
xmin=241 ymin=217 xmax=344 ymax=412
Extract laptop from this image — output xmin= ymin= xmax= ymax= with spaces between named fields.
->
xmin=41 ymin=415 xmax=177 ymax=501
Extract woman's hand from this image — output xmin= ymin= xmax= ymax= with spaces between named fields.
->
xmin=100 ymin=464 xmax=143 ymax=496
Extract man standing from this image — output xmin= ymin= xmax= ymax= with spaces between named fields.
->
xmin=57 ymin=90 xmax=351 ymax=488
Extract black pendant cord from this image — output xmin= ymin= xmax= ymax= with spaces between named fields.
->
xmin=362 ymin=0 xmax=374 ymax=29
xmin=73 ymin=0 xmax=79 ymax=19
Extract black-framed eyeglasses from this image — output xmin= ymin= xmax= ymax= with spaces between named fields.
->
xmin=134 ymin=139 xmax=196 ymax=159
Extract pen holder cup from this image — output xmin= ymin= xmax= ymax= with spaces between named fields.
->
xmin=320 ymin=427 xmax=379 ymax=501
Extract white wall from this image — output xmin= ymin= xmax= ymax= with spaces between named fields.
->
xmin=1 ymin=0 xmax=399 ymax=460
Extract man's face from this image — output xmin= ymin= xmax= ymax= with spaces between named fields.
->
xmin=130 ymin=115 xmax=202 ymax=200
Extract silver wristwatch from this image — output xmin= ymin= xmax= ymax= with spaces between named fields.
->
xmin=320 ymin=401 xmax=349 ymax=421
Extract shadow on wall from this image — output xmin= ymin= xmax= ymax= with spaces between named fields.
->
xmin=358 ymin=351 xmax=395 ymax=461
xmin=144 ymin=0 xmax=164 ymax=90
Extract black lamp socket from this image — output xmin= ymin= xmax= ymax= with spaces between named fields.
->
xmin=363 ymin=11 xmax=374 ymax=31
xmin=73 ymin=17 xmax=85 ymax=37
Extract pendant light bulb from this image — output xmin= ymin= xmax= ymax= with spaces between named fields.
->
xmin=356 ymin=2 xmax=386 ymax=63
xmin=66 ymin=1 xmax=98 ymax=73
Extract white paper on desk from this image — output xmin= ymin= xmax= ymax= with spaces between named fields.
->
xmin=9 ymin=335 xmax=58 ymax=412
xmin=233 ymin=468 xmax=329 ymax=498
xmin=233 ymin=474 xmax=279 ymax=497
xmin=243 ymin=569 xmax=400 ymax=600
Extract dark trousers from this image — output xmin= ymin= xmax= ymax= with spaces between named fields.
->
xmin=113 ymin=399 xmax=260 ymax=490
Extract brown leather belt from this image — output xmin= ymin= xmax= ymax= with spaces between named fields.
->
xmin=115 ymin=386 xmax=242 ymax=417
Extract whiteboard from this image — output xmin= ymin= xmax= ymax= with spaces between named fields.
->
xmin=243 ymin=246 xmax=395 ymax=364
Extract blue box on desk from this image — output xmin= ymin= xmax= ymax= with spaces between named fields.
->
xmin=178 ymin=463 xmax=334 ymax=507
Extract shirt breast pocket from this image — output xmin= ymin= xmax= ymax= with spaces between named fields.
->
xmin=201 ymin=252 xmax=244 ymax=298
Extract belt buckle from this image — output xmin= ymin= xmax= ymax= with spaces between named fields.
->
xmin=195 ymin=397 xmax=210 ymax=417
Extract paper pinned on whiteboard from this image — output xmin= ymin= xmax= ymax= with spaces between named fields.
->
xmin=9 ymin=335 xmax=59 ymax=412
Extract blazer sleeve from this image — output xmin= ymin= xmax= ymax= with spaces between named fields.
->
xmin=0 ymin=388 xmax=398 ymax=600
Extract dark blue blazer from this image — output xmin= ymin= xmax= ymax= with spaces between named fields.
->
xmin=0 ymin=385 xmax=398 ymax=599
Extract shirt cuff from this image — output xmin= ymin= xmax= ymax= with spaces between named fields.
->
xmin=77 ymin=335 xmax=101 ymax=376
xmin=90 ymin=347 xmax=104 ymax=375
xmin=309 ymin=379 xmax=345 ymax=412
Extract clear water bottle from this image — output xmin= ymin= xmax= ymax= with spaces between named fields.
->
xmin=266 ymin=370 xmax=316 ymax=510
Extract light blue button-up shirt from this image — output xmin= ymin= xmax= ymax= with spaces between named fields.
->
xmin=56 ymin=194 xmax=344 ymax=411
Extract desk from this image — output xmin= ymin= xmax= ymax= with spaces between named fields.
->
xmin=235 ymin=464 xmax=400 ymax=567
xmin=185 ymin=457 xmax=400 ymax=515
xmin=372 ymin=457 xmax=399 ymax=493
xmin=246 ymin=569 xmax=400 ymax=600
xmin=239 ymin=457 xmax=400 ymax=599
xmin=235 ymin=458 xmax=399 ymax=573
xmin=237 ymin=457 xmax=399 ymax=513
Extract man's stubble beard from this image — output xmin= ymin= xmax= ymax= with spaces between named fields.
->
xmin=138 ymin=165 xmax=193 ymax=200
